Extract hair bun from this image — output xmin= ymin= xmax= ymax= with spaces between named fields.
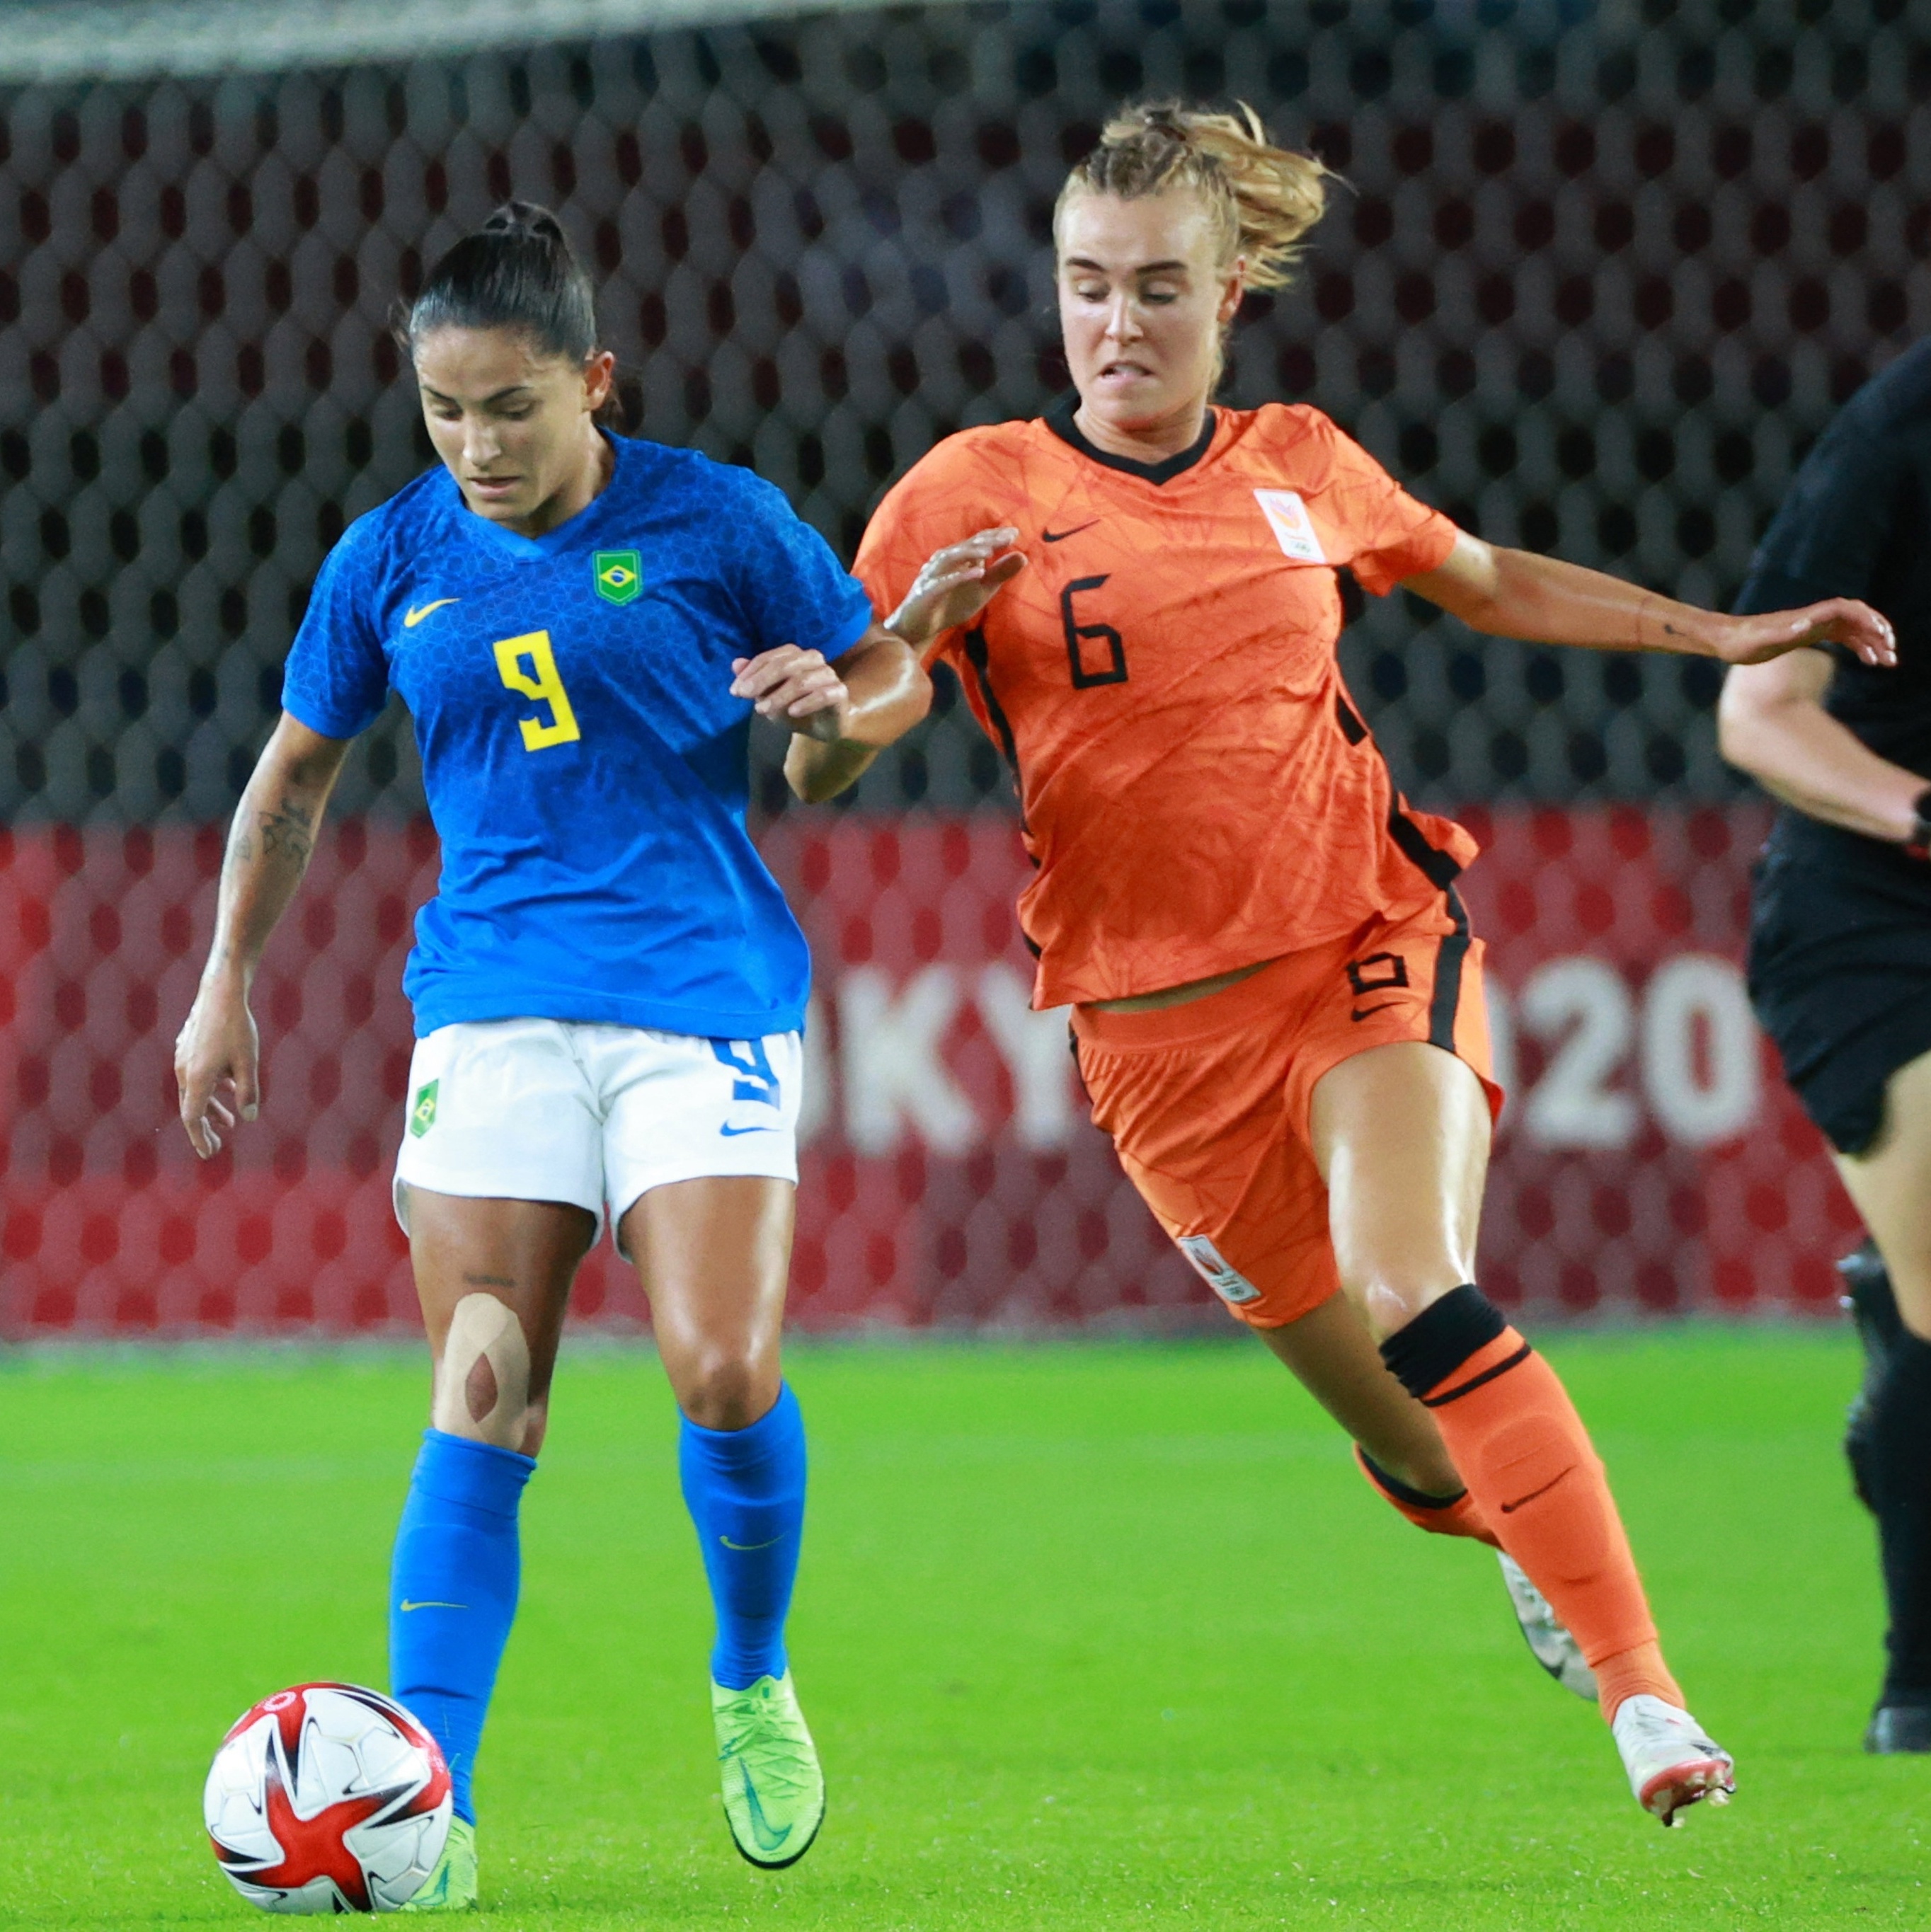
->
xmin=481 ymin=200 xmax=567 ymax=247
xmin=1060 ymin=100 xmax=1327 ymax=296
xmin=405 ymin=199 xmax=600 ymax=364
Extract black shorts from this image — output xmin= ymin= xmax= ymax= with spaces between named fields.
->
xmin=1748 ymin=824 xmax=1931 ymax=1156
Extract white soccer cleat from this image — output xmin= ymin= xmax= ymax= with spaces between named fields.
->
xmin=1496 ymin=1553 xmax=1597 ymax=1700
xmin=1610 ymin=1694 xmax=1736 ymax=1827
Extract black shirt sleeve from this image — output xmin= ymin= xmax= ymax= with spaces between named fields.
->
xmin=1734 ymin=418 xmax=1903 ymax=616
xmin=1734 ymin=343 xmax=1931 ymax=805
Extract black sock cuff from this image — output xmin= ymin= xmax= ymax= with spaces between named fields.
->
xmin=1380 ymin=1284 xmax=1511 ymax=1403
xmin=1359 ymin=1448 xmax=1467 ymax=1512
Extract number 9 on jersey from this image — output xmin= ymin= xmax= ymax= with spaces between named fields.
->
xmin=493 ymin=630 xmax=582 ymax=751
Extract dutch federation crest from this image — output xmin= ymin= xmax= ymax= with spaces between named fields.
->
xmin=593 ymin=549 xmax=643 ymax=606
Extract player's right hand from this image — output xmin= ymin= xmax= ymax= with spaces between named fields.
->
xmin=886 ymin=527 xmax=1027 ymax=648
xmin=1719 ymin=596 xmax=1896 ymax=667
xmin=174 ymin=978 xmax=261 ymax=1160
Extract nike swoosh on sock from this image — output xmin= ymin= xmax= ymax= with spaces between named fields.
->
xmin=1500 ymin=1466 xmax=1575 ymax=1514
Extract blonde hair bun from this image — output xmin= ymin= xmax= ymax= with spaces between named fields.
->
xmin=1057 ymin=99 xmax=1329 ymax=290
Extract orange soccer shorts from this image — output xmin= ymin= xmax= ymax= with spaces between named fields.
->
xmin=1070 ymin=891 xmax=1503 ymax=1329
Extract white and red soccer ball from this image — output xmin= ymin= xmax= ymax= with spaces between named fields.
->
xmin=204 ymin=1683 xmax=452 ymax=1914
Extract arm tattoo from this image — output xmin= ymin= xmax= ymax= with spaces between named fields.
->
xmin=257 ymin=797 xmax=314 ymax=865
xmin=1633 ymin=591 xmax=1688 ymax=653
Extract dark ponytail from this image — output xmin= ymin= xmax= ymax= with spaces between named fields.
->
xmin=403 ymin=201 xmax=599 ymax=362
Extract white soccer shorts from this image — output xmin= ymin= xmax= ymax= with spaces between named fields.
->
xmin=393 ymin=1017 xmax=803 ymax=1250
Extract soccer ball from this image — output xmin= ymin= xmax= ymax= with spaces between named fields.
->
xmin=203 ymin=1683 xmax=452 ymax=1914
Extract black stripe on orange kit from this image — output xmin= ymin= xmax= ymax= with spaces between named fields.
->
xmin=1428 ymin=885 xmax=1473 ymax=1052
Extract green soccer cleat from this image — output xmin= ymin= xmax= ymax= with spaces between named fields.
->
xmin=712 ymin=1672 xmax=825 ymax=1869
xmin=401 ymin=1816 xmax=478 ymax=1912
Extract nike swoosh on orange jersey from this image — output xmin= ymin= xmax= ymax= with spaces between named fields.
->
xmin=1041 ymin=520 xmax=1099 ymax=542
xmin=1349 ymin=1001 xmax=1402 ymax=1022
xmin=403 ymin=598 xmax=459 ymax=627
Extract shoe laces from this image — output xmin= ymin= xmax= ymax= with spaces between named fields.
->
xmin=1613 ymin=1694 xmax=1726 ymax=1764
xmin=1517 ymin=1577 xmax=1560 ymax=1628
xmin=718 ymin=1689 xmax=815 ymax=1801
xmin=1500 ymin=1556 xmax=1564 ymax=1637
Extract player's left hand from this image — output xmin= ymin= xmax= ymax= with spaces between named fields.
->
xmin=730 ymin=645 xmax=853 ymax=742
xmin=888 ymin=527 xmax=1027 ymax=648
xmin=1719 ymin=597 xmax=1896 ymax=668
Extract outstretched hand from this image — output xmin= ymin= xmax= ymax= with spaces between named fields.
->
xmin=175 ymin=978 xmax=260 ymax=1159
xmin=1720 ymin=597 xmax=1896 ymax=668
xmin=887 ymin=527 xmax=1028 ymax=649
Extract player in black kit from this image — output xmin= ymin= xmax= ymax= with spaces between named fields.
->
xmin=1721 ymin=339 xmax=1931 ymax=1754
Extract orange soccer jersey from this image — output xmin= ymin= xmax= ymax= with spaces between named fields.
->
xmin=854 ymin=397 xmax=1474 ymax=1007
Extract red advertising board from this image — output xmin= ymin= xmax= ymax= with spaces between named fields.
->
xmin=0 ymin=807 xmax=1858 ymax=1335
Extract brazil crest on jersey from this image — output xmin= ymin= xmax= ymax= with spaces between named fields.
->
xmin=280 ymin=433 xmax=873 ymax=1039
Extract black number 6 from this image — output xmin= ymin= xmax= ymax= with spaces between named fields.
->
xmin=1060 ymin=576 xmax=1128 ymax=689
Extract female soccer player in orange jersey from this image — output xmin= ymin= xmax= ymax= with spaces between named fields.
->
xmin=736 ymin=103 xmax=1896 ymax=1824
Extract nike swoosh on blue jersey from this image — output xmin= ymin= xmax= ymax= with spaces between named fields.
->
xmin=719 ymin=1122 xmax=778 ymax=1137
xmin=403 ymin=598 xmax=459 ymax=627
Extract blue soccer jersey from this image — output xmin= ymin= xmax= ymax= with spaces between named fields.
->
xmin=281 ymin=433 xmax=874 ymax=1038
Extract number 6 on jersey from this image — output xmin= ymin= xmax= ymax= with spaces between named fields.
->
xmin=493 ymin=630 xmax=582 ymax=750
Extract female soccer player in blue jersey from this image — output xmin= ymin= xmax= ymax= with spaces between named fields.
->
xmin=173 ymin=203 xmax=926 ymax=1907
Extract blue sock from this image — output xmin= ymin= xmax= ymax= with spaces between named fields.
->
xmin=389 ymin=1429 xmax=535 ymax=1826
xmin=680 ymin=1383 xmax=808 ymax=1690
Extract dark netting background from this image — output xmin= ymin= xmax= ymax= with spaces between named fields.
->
xmin=1 ymin=0 xmax=1927 ymax=824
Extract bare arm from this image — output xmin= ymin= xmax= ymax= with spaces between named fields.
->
xmin=174 ymin=713 xmax=353 ymax=1157
xmin=746 ymin=522 xmax=1036 ymax=800
xmin=1403 ymin=531 xmax=1896 ymax=668
xmin=1717 ymin=648 xmax=1925 ymax=844
xmin=728 ymin=624 xmax=932 ymax=804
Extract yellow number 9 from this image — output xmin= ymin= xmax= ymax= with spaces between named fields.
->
xmin=493 ymin=630 xmax=582 ymax=751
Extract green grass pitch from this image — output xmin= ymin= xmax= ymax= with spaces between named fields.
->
xmin=1 ymin=1328 xmax=1925 ymax=1928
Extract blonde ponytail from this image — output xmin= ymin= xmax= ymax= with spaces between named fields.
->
xmin=1055 ymin=100 xmax=1329 ymax=289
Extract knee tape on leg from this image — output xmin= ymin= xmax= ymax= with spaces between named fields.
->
xmin=432 ymin=1294 xmax=532 ymax=1449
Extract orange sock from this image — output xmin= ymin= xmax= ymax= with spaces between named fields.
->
xmin=1353 ymin=1444 xmax=1501 ymax=1548
xmin=1594 ymin=1641 xmax=1680 ymax=1718
xmin=1381 ymin=1287 xmax=1683 ymax=1723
